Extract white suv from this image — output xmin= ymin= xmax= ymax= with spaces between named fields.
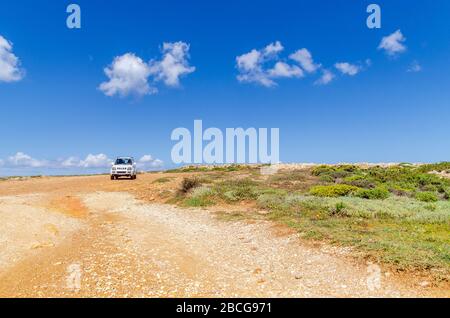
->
xmin=110 ymin=157 xmax=137 ymax=180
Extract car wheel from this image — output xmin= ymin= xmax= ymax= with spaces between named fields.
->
xmin=111 ymin=175 xmax=114 ymax=180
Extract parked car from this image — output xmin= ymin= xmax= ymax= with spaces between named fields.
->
xmin=110 ymin=157 xmax=137 ymax=180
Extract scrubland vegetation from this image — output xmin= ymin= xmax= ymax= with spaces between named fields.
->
xmin=166 ymin=163 xmax=450 ymax=280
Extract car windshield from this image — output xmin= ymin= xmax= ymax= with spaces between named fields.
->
xmin=115 ymin=158 xmax=132 ymax=165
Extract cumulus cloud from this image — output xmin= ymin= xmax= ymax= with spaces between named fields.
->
xmin=137 ymin=155 xmax=164 ymax=170
xmin=289 ymin=48 xmax=321 ymax=73
xmin=236 ymin=47 xmax=275 ymax=87
xmin=407 ymin=60 xmax=422 ymax=73
xmin=268 ymin=62 xmax=304 ymax=78
xmin=263 ymin=41 xmax=284 ymax=57
xmin=99 ymin=53 xmax=154 ymax=97
xmin=0 ymin=153 xmax=163 ymax=173
xmin=58 ymin=154 xmax=113 ymax=169
xmin=314 ymin=70 xmax=335 ymax=85
xmin=79 ymin=154 xmax=112 ymax=168
xmin=378 ymin=30 xmax=407 ymax=56
xmin=6 ymin=152 xmax=46 ymax=168
xmin=334 ymin=62 xmax=361 ymax=76
xmin=60 ymin=156 xmax=80 ymax=168
xmin=149 ymin=42 xmax=195 ymax=87
xmin=0 ymin=35 xmax=25 ymax=82
xmin=236 ymin=41 xmax=308 ymax=87
xmin=99 ymin=42 xmax=195 ymax=97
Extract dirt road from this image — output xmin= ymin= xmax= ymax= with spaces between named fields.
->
xmin=0 ymin=174 xmax=447 ymax=297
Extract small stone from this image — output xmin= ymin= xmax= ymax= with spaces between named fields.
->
xmin=419 ymin=281 xmax=430 ymax=287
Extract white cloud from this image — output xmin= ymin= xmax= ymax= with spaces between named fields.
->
xmin=0 ymin=35 xmax=25 ymax=82
xmin=314 ymin=70 xmax=335 ymax=85
xmin=58 ymin=154 xmax=113 ymax=168
xmin=0 ymin=153 xmax=163 ymax=174
xmin=79 ymin=154 xmax=112 ymax=168
xmin=149 ymin=41 xmax=195 ymax=87
xmin=137 ymin=155 xmax=164 ymax=170
xmin=268 ymin=62 xmax=304 ymax=78
xmin=99 ymin=42 xmax=195 ymax=97
xmin=99 ymin=53 xmax=154 ymax=97
xmin=236 ymin=47 xmax=275 ymax=87
xmin=289 ymin=48 xmax=321 ymax=73
xmin=407 ymin=60 xmax=422 ymax=72
xmin=236 ymin=49 xmax=262 ymax=72
xmin=60 ymin=156 xmax=82 ymax=168
xmin=378 ymin=30 xmax=407 ymax=56
xmin=236 ymin=41 xmax=307 ymax=87
xmin=6 ymin=152 xmax=46 ymax=168
xmin=334 ymin=62 xmax=361 ymax=76
xmin=263 ymin=41 xmax=284 ymax=57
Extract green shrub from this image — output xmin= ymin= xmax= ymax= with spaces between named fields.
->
xmin=319 ymin=175 xmax=334 ymax=183
xmin=355 ymin=187 xmax=390 ymax=200
xmin=418 ymin=162 xmax=450 ymax=173
xmin=190 ymin=186 xmax=214 ymax=198
xmin=184 ymin=196 xmax=214 ymax=207
xmin=343 ymin=175 xmax=376 ymax=189
xmin=416 ymin=192 xmax=438 ymax=202
xmin=310 ymin=184 xmax=359 ymax=197
xmin=329 ymin=202 xmax=349 ymax=217
xmin=216 ymin=179 xmax=259 ymax=202
xmin=311 ymin=165 xmax=335 ymax=176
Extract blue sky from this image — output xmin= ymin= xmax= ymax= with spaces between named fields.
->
xmin=0 ymin=0 xmax=449 ymax=176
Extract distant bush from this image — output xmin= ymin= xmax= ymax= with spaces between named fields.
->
xmin=311 ymin=165 xmax=335 ymax=176
xmin=180 ymin=177 xmax=200 ymax=193
xmin=343 ymin=175 xmax=376 ymax=189
xmin=417 ymin=162 xmax=450 ymax=173
xmin=319 ymin=175 xmax=334 ymax=183
xmin=310 ymin=184 xmax=359 ymax=197
xmin=190 ymin=186 xmax=214 ymax=198
xmin=216 ymin=179 xmax=259 ymax=202
xmin=329 ymin=202 xmax=349 ymax=217
xmin=355 ymin=187 xmax=390 ymax=200
xmin=184 ymin=196 xmax=214 ymax=207
xmin=312 ymin=165 xmax=359 ymax=181
xmin=416 ymin=192 xmax=438 ymax=203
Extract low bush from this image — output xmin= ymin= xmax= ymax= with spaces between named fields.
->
xmin=416 ymin=192 xmax=438 ymax=203
xmin=216 ymin=179 xmax=259 ymax=202
xmin=329 ymin=202 xmax=349 ymax=217
xmin=180 ymin=177 xmax=200 ymax=193
xmin=343 ymin=176 xmax=376 ymax=189
xmin=309 ymin=184 xmax=359 ymax=197
xmin=355 ymin=187 xmax=390 ymax=200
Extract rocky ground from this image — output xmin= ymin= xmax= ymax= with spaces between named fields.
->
xmin=0 ymin=173 xmax=447 ymax=297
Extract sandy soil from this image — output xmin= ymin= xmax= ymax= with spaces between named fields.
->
xmin=0 ymin=174 xmax=448 ymax=298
